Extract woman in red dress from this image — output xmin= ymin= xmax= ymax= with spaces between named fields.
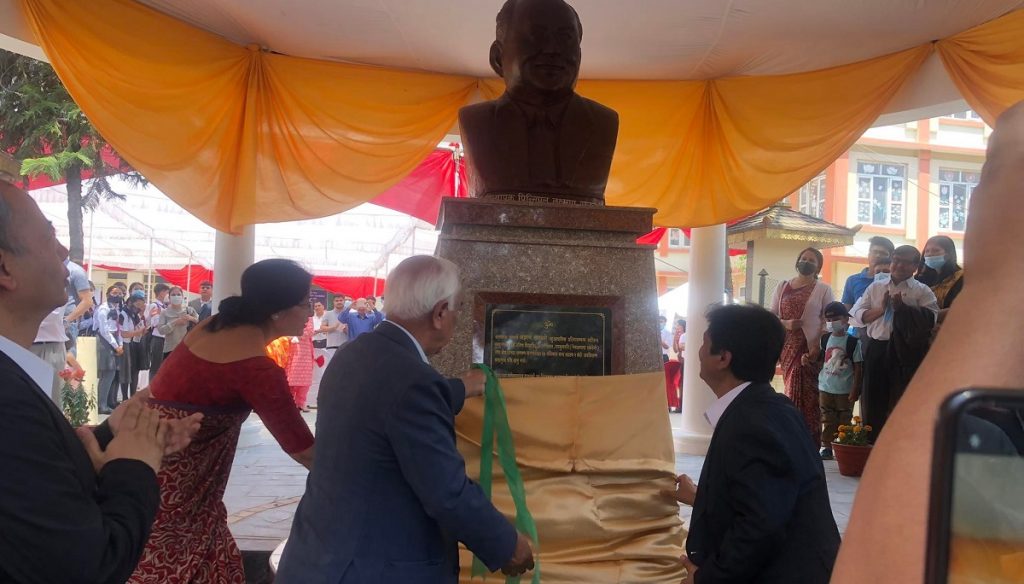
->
xmin=127 ymin=259 xmax=316 ymax=584
xmin=286 ymin=317 xmax=315 ymax=411
xmin=770 ymin=248 xmax=834 ymax=446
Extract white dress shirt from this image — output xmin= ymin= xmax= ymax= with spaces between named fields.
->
xmin=704 ymin=381 xmax=753 ymax=429
xmin=94 ymin=304 xmax=122 ymax=349
xmin=384 ymin=321 xmax=429 ymax=364
xmin=0 ymin=335 xmax=58 ymax=397
xmin=851 ymin=278 xmax=939 ymax=341
xmin=312 ymin=314 xmax=327 ymax=342
xmin=34 ymin=308 xmax=68 ymax=344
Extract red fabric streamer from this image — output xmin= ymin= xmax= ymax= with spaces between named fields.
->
xmin=369 ymin=149 xmax=465 ymax=225
xmin=311 ymin=275 xmax=385 ymax=298
xmin=155 ymin=264 xmax=215 ymax=294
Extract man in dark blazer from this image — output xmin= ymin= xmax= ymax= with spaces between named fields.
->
xmin=276 ymin=256 xmax=534 ymax=583
xmin=670 ymin=304 xmax=840 ymax=584
xmin=0 ymin=182 xmax=171 ymax=583
xmin=459 ymin=0 xmax=618 ymax=205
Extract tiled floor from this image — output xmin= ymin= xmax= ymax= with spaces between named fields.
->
xmin=226 ymin=411 xmax=859 ymax=551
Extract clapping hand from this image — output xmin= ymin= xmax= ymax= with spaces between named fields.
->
xmin=77 ymin=400 xmax=167 ymax=474
xmin=661 ymin=474 xmax=698 ymax=507
xmin=892 ymin=292 xmax=905 ymax=308
xmin=109 ymin=391 xmax=204 ymax=456
xmin=501 ymin=532 xmax=535 ymax=577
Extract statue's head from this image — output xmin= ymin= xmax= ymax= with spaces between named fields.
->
xmin=490 ymin=0 xmax=583 ymax=103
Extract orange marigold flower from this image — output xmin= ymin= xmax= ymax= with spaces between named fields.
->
xmin=864 ymin=425 xmax=873 ymax=432
xmin=838 ymin=432 xmax=847 ymax=440
xmin=853 ymin=416 xmax=862 ymax=423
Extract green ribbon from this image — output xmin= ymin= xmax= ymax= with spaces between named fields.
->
xmin=471 ymin=364 xmax=541 ymax=584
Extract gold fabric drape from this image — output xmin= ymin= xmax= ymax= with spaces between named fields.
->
xmin=18 ymin=0 xmax=1024 ymax=231
xmin=937 ymin=9 xmax=1024 ymax=126
xmin=455 ymin=373 xmax=686 ymax=583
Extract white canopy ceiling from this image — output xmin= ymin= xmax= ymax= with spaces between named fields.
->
xmin=2 ymin=0 xmax=1015 ymax=124
xmin=136 ymin=0 xmax=1023 ymax=79
xmin=30 ymin=177 xmax=439 ymax=276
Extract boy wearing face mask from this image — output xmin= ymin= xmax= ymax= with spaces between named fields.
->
xmin=156 ymin=287 xmax=199 ymax=365
xmin=805 ymin=301 xmax=863 ymax=460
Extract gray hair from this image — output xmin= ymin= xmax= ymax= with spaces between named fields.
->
xmin=384 ymin=256 xmax=461 ymax=320
xmin=496 ymin=0 xmax=583 ymax=44
xmin=0 ymin=184 xmax=23 ymax=254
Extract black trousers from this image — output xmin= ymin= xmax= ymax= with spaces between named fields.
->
xmin=148 ymin=335 xmax=166 ymax=378
xmin=861 ymin=337 xmax=905 ymax=443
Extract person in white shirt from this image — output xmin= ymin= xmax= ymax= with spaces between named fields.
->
xmin=95 ymin=285 xmax=125 ymax=414
xmin=658 ymin=315 xmax=671 ymax=363
xmin=146 ymin=283 xmax=171 ymax=377
xmin=30 ymin=307 xmax=69 ymax=405
xmin=309 ymin=301 xmax=329 ymax=407
xmin=851 ymin=245 xmax=939 ymax=442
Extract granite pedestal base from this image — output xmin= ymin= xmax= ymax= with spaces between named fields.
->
xmin=433 ymin=197 xmax=662 ymax=377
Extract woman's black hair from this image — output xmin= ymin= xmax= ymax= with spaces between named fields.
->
xmin=795 ymin=247 xmax=824 ymax=278
xmin=917 ymin=235 xmax=961 ymax=284
xmin=206 ymin=259 xmax=312 ymax=333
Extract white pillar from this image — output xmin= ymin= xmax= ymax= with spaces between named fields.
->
xmin=678 ymin=224 xmax=727 ymax=455
xmin=212 ymin=227 xmax=256 ymax=314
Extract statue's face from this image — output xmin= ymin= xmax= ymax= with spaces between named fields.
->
xmin=498 ymin=0 xmax=581 ymax=99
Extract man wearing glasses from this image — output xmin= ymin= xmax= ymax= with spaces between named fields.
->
xmin=851 ymin=245 xmax=938 ymax=441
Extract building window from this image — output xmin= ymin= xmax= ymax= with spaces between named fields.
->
xmin=798 ymin=174 xmax=827 ymax=219
xmin=945 ymin=110 xmax=982 ymax=121
xmin=856 ymin=162 xmax=907 ymax=227
xmin=938 ymin=169 xmax=979 ymax=232
xmin=667 ymin=228 xmax=690 ymax=249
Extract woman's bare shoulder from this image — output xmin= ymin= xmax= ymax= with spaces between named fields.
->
xmin=184 ymin=324 xmax=269 ymax=364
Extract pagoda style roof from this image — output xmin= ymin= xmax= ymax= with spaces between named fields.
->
xmin=727 ymin=204 xmax=859 ymax=249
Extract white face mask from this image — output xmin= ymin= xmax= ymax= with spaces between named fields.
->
xmin=169 ymin=295 xmax=184 ymax=306
xmin=874 ymin=272 xmax=891 ymax=284
xmin=829 ymin=321 xmax=846 ymax=333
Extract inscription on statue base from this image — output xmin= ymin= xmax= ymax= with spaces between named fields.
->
xmin=475 ymin=293 xmax=624 ymax=377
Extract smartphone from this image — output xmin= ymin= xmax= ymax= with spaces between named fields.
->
xmin=926 ymin=389 xmax=1024 ymax=584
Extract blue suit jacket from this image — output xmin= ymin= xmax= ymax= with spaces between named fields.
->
xmin=275 ymin=322 xmax=517 ymax=584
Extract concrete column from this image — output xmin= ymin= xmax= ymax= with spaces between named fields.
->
xmin=212 ymin=227 xmax=256 ymax=314
xmin=677 ymin=224 xmax=726 ymax=455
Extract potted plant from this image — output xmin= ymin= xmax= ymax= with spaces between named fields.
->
xmin=831 ymin=416 xmax=873 ymax=477
xmin=59 ymin=368 xmax=95 ymax=428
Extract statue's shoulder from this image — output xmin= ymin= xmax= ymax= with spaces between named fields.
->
xmin=573 ymin=94 xmax=619 ymax=128
xmin=459 ymin=97 xmax=504 ymax=123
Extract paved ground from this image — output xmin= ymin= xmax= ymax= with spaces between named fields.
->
xmin=226 ymin=411 xmax=859 ymax=552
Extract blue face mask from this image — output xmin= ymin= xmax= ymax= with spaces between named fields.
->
xmin=924 ymin=255 xmax=946 ymax=271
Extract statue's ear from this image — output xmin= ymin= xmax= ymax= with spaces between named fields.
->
xmin=489 ymin=41 xmax=504 ymax=77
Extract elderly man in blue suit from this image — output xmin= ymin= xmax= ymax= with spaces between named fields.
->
xmin=276 ymin=255 xmax=534 ymax=583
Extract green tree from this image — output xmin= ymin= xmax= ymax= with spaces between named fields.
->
xmin=0 ymin=48 xmax=145 ymax=263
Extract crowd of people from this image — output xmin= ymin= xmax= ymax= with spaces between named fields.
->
xmin=0 ymin=96 xmax=1011 ymax=583
xmin=768 ymin=235 xmax=959 ymax=457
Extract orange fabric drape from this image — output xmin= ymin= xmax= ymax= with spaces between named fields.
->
xmin=18 ymin=0 xmax=1024 ymax=231
xmin=937 ymin=8 xmax=1024 ymax=126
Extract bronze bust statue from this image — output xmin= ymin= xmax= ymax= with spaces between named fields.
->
xmin=459 ymin=0 xmax=619 ymax=206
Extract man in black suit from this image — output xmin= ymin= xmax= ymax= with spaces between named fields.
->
xmin=0 ymin=182 xmax=174 ymax=583
xmin=668 ymin=304 xmax=840 ymax=584
xmin=277 ymin=255 xmax=534 ymax=583
xmin=459 ymin=0 xmax=618 ymax=205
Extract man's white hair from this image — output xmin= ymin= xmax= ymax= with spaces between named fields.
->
xmin=384 ymin=255 xmax=461 ymax=320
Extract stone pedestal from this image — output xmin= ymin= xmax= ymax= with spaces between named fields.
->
xmin=433 ymin=197 xmax=662 ymax=377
